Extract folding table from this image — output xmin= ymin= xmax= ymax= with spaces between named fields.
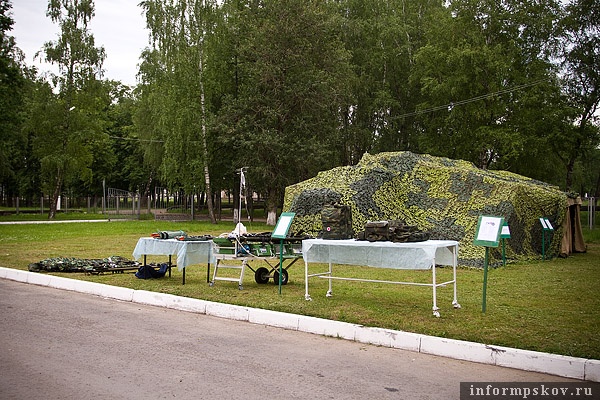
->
xmin=132 ymin=238 xmax=213 ymax=284
xmin=302 ymin=239 xmax=461 ymax=317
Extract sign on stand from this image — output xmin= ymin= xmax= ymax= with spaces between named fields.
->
xmin=272 ymin=212 xmax=295 ymax=294
xmin=539 ymin=217 xmax=554 ymax=260
xmin=473 ymin=215 xmax=505 ymax=313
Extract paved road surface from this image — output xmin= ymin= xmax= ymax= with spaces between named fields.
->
xmin=0 ymin=279 xmax=576 ymax=400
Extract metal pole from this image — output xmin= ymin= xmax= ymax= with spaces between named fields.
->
xmin=278 ymin=240 xmax=284 ymax=295
xmin=590 ymin=197 xmax=595 ymax=230
xmin=482 ymin=247 xmax=489 ymax=313
xmin=102 ymin=179 xmax=106 ymax=215
xmin=238 ymin=168 xmax=245 ymax=224
xmin=542 ymin=230 xmax=545 ymax=261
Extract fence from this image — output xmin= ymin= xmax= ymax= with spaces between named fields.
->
xmin=1 ymin=187 xmax=264 ymax=221
xmin=585 ymin=197 xmax=596 ymax=229
xmin=105 ymin=188 xmax=141 ymax=216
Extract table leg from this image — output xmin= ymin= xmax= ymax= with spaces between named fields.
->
xmin=206 ymin=262 xmax=211 ymax=283
xmin=452 ymin=245 xmax=461 ymax=309
xmin=432 ymin=258 xmax=440 ymax=318
xmin=326 ymin=262 xmax=333 ymax=297
xmin=304 ymin=260 xmax=312 ymax=301
xmin=182 ymin=267 xmax=186 ymax=285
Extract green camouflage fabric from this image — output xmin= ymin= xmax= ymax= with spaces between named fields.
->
xmin=28 ymin=256 xmax=140 ymax=274
xmin=283 ymin=151 xmax=567 ymax=268
xmin=357 ymin=220 xmax=430 ymax=243
xmin=320 ymin=203 xmax=354 ymax=239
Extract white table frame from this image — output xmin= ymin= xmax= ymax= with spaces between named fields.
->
xmin=132 ymin=238 xmax=213 ymax=284
xmin=302 ymin=239 xmax=461 ymax=317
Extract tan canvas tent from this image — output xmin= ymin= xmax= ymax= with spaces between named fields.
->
xmin=560 ymin=196 xmax=587 ymax=257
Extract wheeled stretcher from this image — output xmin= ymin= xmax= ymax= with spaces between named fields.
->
xmin=209 ymin=235 xmax=303 ymax=290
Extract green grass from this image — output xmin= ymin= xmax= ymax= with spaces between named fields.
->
xmin=0 ymin=219 xmax=599 ymax=360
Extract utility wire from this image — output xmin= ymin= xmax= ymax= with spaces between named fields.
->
xmin=398 ymin=79 xmax=546 ymax=119
xmin=108 ymin=135 xmax=164 ymax=143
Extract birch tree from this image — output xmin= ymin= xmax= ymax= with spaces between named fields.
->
xmin=34 ymin=0 xmax=106 ymax=218
xmin=139 ymin=0 xmax=217 ymax=223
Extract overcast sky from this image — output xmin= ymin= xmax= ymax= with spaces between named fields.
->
xmin=10 ymin=0 xmax=149 ymax=87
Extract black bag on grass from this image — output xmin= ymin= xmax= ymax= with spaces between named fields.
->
xmin=135 ymin=263 xmax=169 ymax=279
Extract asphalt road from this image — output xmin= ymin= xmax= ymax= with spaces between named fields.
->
xmin=0 ymin=279 xmax=575 ymax=400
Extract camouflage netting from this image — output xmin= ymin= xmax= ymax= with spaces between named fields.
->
xmin=283 ymin=151 xmax=568 ymax=268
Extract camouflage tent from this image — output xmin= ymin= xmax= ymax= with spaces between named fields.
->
xmin=283 ymin=151 xmax=570 ymax=267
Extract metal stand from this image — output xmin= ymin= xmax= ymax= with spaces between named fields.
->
xmin=210 ymin=254 xmax=248 ymax=290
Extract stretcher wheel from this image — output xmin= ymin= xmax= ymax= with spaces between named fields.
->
xmin=273 ymin=269 xmax=288 ymax=285
xmin=254 ymin=267 xmax=270 ymax=284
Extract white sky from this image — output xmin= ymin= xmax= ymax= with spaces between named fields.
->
xmin=9 ymin=0 xmax=149 ymax=87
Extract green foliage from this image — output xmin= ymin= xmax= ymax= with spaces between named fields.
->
xmin=4 ymin=0 xmax=599 ymax=221
xmin=284 ymin=151 xmax=568 ymax=267
xmin=24 ymin=0 xmax=107 ymax=218
xmin=215 ymin=0 xmax=355 ymax=220
xmin=336 ymin=0 xmax=445 ymax=162
xmin=0 ymin=0 xmax=28 ymax=194
xmin=411 ymin=0 xmax=564 ymax=170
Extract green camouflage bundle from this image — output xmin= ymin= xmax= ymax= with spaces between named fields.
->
xmin=28 ymin=256 xmax=139 ymax=274
xmin=358 ymin=220 xmax=430 ymax=243
xmin=320 ymin=203 xmax=353 ymax=239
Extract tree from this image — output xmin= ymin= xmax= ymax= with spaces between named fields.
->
xmin=32 ymin=0 xmax=106 ymax=218
xmin=554 ymin=0 xmax=600 ymax=191
xmin=101 ymin=82 xmax=147 ymax=194
xmin=411 ymin=0 xmax=563 ymax=172
xmin=138 ymin=0 xmax=218 ymax=223
xmin=0 ymin=0 xmax=28 ymax=203
xmin=336 ymin=0 xmax=444 ymax=163
xmin=220 ymin=0 xmax=354 ymax=224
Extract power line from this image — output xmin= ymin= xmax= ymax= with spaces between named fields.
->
xmin=108 ymin=135 xmax=204 ymax=144
xmin=398 ymin=80 xmax=546 ymax=119
xmin=108 ymin=135 xmax=164 ymax=143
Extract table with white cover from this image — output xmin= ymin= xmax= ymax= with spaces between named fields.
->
xmin=302 ymin=239 xmax=461 ymax=317
xmin=132 ymin=238 xmax=213 ymax=284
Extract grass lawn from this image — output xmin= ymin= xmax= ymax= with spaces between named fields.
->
xmin=0 ymin=217 xmax=599 ymax=360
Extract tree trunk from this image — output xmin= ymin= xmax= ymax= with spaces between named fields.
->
xmin=48 ymin=168 xmax=63 ymax=219
xmin=266 ymin=208 xmax=277 ymax=226
xmin=566 ymin=157 xmax=576 ymax=192
xmin=198 ymin=36 xmax=216 ymax=224
xmin=265 ymin=188 xmax=279 ymax=226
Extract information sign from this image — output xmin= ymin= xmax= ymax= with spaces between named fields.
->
xmin=473 ymin=216 xmax=505 ymax=248
xmin=272 ymin=212 xmax=295 ymax=294
xmin=272 ymin=212 xmax=295 ymax=239
xmin=473 ymin=215 xmax=505 ymax=313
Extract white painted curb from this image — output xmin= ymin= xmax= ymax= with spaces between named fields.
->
xmin=248 ymin=308 xmax=300 ymax=330
xmin=585 ymin=359 xmax=600 ymax=382
xmin=298 ymin=315 xmax=360 ymax=340
xmin=1 ymin=267 xmax=597 ymax=382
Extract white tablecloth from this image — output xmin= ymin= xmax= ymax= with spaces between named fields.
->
xmin=301 ymin=238 xmax=460 ymax=316
xmin=132 ymin=238 xmax=213 ymax=271
xmin=302 ymin=239 xmax=458 ymax=269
